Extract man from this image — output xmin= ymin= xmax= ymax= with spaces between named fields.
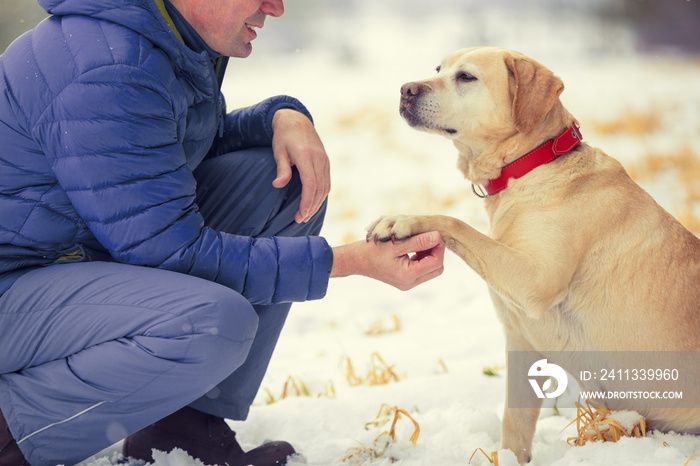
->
xmin=0 ymin=0 xmax=445 ymax=465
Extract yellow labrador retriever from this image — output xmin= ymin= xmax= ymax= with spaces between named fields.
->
xmin=367 ymin=47 xmax=700 ymax=463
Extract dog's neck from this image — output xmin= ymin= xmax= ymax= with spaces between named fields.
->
xmin=455 ymin=104 xmax=578 ymax=194
xmin=475 ymin=125 xmax=582 ymax=197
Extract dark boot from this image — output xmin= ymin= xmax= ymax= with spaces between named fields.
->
xmin=0 ymin=408 xmax=30 ymax=466
xmin=122 ymin=407 xmax=295 ymax=466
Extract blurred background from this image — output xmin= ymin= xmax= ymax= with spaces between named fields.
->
xmin=3 ymin=0 xmax=700 ymax=237
xmin=3 ymin=0 xmax=700 ymax=56
xmin=3 ymin=0 xmax=700 ymax=241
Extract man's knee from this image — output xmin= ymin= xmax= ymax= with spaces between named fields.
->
xmin=170 ymin=284 xmax=259 ymax=380
xmin=185 ymin=285 xmax=259 ymax=346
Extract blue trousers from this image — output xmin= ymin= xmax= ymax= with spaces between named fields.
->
xmin=0 ymin=148 xmax=326 ymax=465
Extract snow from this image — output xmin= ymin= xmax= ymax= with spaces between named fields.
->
xmin=78 ymin=3 xmax=700 ymax=466
xmin=608 ymin=411 xmax=645 ymax=433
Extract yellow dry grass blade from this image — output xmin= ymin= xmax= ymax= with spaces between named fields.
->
xmin=318 ymin=380 xmax=336 ymax=399
xmin=264 ymin=376 xmax=334 ymax=404
xmin=341 ymin=356 xmax=364 ymax=386
xmin=370 ymin=403 xmax=395 ymax=424
xmin=564 ymin=399 xmax=648 ymax=447
xmin=281 ymin=376 xmax=302 ymax=399
xmin=341 ymin=441 xmax=371 ymax=464
xmin=341 ymin=353 xmax=403 ymax=387
xmin=367 ymin=352 xmax=401 ymax=385
xmin=396 ymin=408 xmax=421 ymax=445
xmin=684 ymin=452 xmax=700 ymax=466
xmin=341 ymin=433 xmax=392 ymax=464
xmin=364 ymin=314 xmax=402 ymax=336
xmin=262 ymin=388 xmax=276 ymax=405
xmin=366 ymin=406 xmax=420 ymax=445
xmin=469 ymin=448 xmax=499 ymax=465
xmin=343 ymin=405 xmax=421 ymax=463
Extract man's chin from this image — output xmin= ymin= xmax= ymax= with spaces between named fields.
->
xmin=224 ymin=43 xmax=253 ymax=59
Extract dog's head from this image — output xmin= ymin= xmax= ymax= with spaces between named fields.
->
xmin=400 ymin=47 xmax=573 ymax=182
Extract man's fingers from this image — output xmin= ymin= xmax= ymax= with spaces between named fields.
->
xmin=411 ymin=239 xmax=446 ymax=261
xmin=273 ymin=176 xmax=290 ymax=189
xmin=312 ymin=156 xmax=331 ymax=217
xmin=398 ymin=231 xmax=443 ymax=255
xmin=389 ymin=232 xmax=445 ymax=290
xmin=297 ymin=181 xmax=316 ymax=223
xmin=295 ymin=152 xmax=331 ymax=223
xmin=272 ymin=151 xmax=293 ymax=189
xmin=411 ymin=264 xmax=445 ymax=288
xmin=295 ymin=157 xmax=318 ymax=222
xmin=409 ymin=241 xmax=445 ymax=275
xmin=394 ymin=262 xmax=444 ymax=291
xmin=272 ymin=168 xmax=292 ymax=189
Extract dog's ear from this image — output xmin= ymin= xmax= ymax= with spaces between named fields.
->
xmin=504 ymin=54 xmax=564 ymax=133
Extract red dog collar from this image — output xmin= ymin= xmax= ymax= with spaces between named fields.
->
xmin=472 ymin=124 xmax=583 ymax=198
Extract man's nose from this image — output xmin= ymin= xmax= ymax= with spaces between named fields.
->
xmin=261 ymin=0 xmax=284 ymax=17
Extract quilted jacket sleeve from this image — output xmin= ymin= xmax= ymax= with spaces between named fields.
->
xmin=209 ymin=95 xmax=314 ymax=157
xmin=32 ymin=63 xmax=331 ymax=305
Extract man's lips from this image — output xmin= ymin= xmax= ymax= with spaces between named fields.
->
xmin=245 ymin=23 xmax=263 ymax=39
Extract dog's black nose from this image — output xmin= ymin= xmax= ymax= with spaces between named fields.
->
xmin=401 ymin=82 xmax=424 ymax=98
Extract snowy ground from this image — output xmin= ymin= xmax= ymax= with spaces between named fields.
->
xmin=79 ymin=4 xmax=700 ymax=466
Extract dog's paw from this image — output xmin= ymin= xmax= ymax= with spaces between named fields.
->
xmin=366 ymin=215 xmax=416 ymax=243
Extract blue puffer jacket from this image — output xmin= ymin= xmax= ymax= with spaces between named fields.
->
xmin=0 ymin=0 xmax=332 ymax=304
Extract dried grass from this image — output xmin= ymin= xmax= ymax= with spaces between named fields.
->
xmin=342 ymin=352 xmax=402 ymax=386
xmin=684 ymin=452 xmax=700 ymax=466
xmin=364 ymin=314 xmax=401 ymax=336
xmin=591 ymin=110 xmax=700 ymax=234
xmin=627 ymin=145 xmax=700 ymax=234
xmin=342 ymin=404 xmax=421 ymax=464
xmin=590 ymin=110 xmax=661 ymax=136
xmin=262 ymin=376 xmax=335 ymax=405
xmin=469 ymin=448 xmax=499 ymax=465
xmin=564 ymin=399 xmax=647 ymax=447
xmin=281 ymin=376 xmax=310 ymax=399
xmin=335 ymin=107 xmax=394 ymax=135
xmin=435 ymin=359 xmax=448 ymax=374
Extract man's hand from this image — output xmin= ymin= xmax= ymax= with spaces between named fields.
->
xmin=331 ymin=232 xmax=446 ymax=291
xmin=271 ymin=109 xmax=331 ymax=223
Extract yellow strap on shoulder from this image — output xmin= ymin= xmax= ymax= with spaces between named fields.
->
xmin=153 ymin=0 xmax=185 ymax=44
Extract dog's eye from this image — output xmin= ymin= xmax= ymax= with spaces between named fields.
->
xmin=457 ymin=72 xmax=477 ymax=83
xmin=436 ymin=65 xmax=441 ymax=74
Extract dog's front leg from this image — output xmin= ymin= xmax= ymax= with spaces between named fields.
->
xmin=502 ymin=359 xmax=542 ymax=464
xmin=367 ymin=214 xmax=579 ymax=320
xmin=501 ymin=406 xmax=541 ymax=464
xmin=501 ymin=337 xmax=544 ymax=464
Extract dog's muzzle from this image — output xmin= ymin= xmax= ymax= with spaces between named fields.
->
xmin=399 ymin=82 xmax=432 ymax=127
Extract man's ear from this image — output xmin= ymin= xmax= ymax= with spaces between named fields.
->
xmin=504 ymin=54 xmax=564 ymax=133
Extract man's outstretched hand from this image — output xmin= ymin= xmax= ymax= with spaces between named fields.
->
xmin=331 ymin=232 xmax=446 ymax=290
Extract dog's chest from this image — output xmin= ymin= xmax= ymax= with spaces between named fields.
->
xmin=489 ymin=287 xmax=588 ymax=352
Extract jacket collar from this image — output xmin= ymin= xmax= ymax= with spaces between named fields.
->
xmin=161 ymin=0 xmax=221 ymax=60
